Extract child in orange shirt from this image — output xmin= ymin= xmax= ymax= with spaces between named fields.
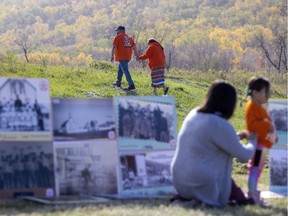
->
xmin=137 ymin=38 xmax=169 ymax=95
xmin=245 ymin=76 xmax=277 ymax=207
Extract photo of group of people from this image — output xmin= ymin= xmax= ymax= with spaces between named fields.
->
xmin=269 ymin=100 xmax=287 ymax=131
xmin=0 ymin=142 xmax=54 ymax=192
xmin=52 ymin=98 xmax=116 ymax=141
xmin=269 ymin=100 xmax=288 ymax=146
xmin=119 ymin=151 xmax=174 ymax=194
xmin=0 ymin=78 xmax=51 ymax=140
xmin=118 ymin=99 xmax=174 ymax=142
xmin=115 ymin=96 xmax=177 ymax=151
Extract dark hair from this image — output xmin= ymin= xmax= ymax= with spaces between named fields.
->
xmin=148 ymin=38 xmax=164 ymax=50
xmin=148 ymin=38 xmax=157 ymax=43
xmin=198 ymin=80 xmax=237 ymax=120
xmin=246 ymin=76 xmax=270 ymax=96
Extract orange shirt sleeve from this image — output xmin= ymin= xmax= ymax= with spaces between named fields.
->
xmin=138 ymin=45 xmax=152 ymax=60
xmin=138 ymin=43 xmax=165 ymax=68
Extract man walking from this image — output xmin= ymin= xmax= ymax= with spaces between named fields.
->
xmin=111 ymin=26 xmax=139 ymax=91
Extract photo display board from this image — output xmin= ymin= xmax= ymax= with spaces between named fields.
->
xmin=54 ymin=140 xmax=118 ymax=196
xmin=114 ymin=96 xmax=178 ymax=195
xmin=0 ymin=77 xmax=52 ymax=141
xmin=0 ymin=77 xmax=55 ymax=198
xmin=114 ymin=96 xmax=177 ymax=151
xmin=118 ymin=150 xmax=175 ymax=195
xmin=268 ymin=99 xmax=287 ymax=195
xmin=52 ymin=98 xmax=119 ymax=196
xmin=52 ymin=98 xmax=116 ymax=141
xmin=0 ymin=141 xmax=55 ymax=198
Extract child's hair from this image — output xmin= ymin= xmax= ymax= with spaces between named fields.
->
xmin=246 ymin=76 xmax=270 ymax=97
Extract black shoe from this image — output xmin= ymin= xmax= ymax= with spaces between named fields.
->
xmin=124 ymin=85 xmax=136 ymax=91
xmin=164 ymin=87 xmax=169 ymax=95
xmin=112 ymin=82 xmax=121 ymax=87
xmin=228 ymin=198 xmax=255 ymax=206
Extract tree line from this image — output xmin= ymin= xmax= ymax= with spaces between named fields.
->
xmin=0 ymin=0 xmax=286 ymax=73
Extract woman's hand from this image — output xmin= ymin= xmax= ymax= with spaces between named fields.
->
xmin=237 ymin=130 xmax=248 ymax=140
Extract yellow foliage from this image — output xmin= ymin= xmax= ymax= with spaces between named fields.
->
xmin=86 ymin=54 xmax=93 ymax=63
xmin=49 ymin=53 xmax=62 ymax=65
xmin=76 ymin=52 xmax=92 ymax=65
xmin=63 ymin=56 xmax=71 ymax=64
xmin=0 ymin=30 xmax=16 ymax=49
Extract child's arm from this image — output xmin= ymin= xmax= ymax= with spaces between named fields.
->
xmin=266 ymin=122 xmax=278 ymax=144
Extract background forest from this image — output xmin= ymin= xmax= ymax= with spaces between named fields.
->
xmin=0 ymin=0 xmax=286 ymax=73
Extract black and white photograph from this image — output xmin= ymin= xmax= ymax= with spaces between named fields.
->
xmin=0 ymin=78 xmax=52 ymax=141
xmin=119 ymin=151 xmax=175 ymax=194
xmin=269 ymin=100 xmax=288 ymax=132
xmin=52 ymin=98 xmax=116 ymax=141
xmin=268 ymin=99 xmax=288 ymax=146
xmin=269 ymin=147 xmax=287 ymax=194
xmin=114 ymin=96 xmax=177 ymax=151
xmin=0 ymin=141 xmax=55 ymax=197
xmin=54 ymin=140 xmax=118 ymax=196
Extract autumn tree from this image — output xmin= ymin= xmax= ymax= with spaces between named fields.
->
xmin=255 ymin=1 xmax=287 ymax=73
xmin=256 ymin=32 xmax=287 ymax=73
xmin=14 ymin=29 xmax=37 ymax=63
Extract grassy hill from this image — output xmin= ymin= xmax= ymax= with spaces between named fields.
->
xmin=0 ymin=60 xmax=286 ymax=130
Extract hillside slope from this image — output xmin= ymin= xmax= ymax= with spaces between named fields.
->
xmin=0 ymin=61 xmax=286 ymax=130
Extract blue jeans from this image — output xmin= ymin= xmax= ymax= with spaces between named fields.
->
xmin=116 ymin=60 xmax=134 ymax=87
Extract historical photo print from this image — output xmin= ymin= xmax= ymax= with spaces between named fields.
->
xmin=54 ymin=140 xmax=118 ymax=196
xmin=0 ymin=78 xmax=52 ymax=141
xmin=114 ymin=96 xmax=177 ymax=151
xmin=269 ymin=147 xmax=287 ymax=195
xmin=0 ymin=141 xmax=55 ymax=198
xmin=269 ymin=99 xmax=288 ymax=146
xmin=119 ymin=151 xmax=175 ymax=195
xmin=52 ymin=98 xmax=116 ymax=141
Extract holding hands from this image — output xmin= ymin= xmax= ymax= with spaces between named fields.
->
xmin=266 ymin=122 xmax=278 ymax=144
xmin=237 ymin=130 xmax=258 ymax=141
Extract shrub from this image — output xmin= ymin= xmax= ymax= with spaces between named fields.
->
xmin=89 ymin=60 xmax=116 ymax=70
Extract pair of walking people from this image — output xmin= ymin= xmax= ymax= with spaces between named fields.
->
xmin=111 ymin=26 xmax=169 ymax=95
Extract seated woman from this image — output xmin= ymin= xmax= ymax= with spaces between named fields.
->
xmin=170 ymin=80 xmax=257 ymax=208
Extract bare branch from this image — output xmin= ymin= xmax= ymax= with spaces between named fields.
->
xmin=255 ymin=34 xmax=278 ymax=70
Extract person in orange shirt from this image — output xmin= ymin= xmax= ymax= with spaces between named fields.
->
xmin=245 ymin=76 xmax=277 ymax=207
xmin=137 ymin=38 xmax=169 ymax=95
xmin=111 ymin=26 xmax=139 ymax=91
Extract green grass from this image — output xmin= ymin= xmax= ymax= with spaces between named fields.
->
xmin=1 ymin=61 xmax=286 ymax=130
xmin=0 ymin=61 xmax=287 ymax=215
xmin=0 ymin=171 xmax=287 ymax=216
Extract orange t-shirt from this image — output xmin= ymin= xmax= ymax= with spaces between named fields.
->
xmin=245 ymin=100 xmax=273 ymax=148
xmin=138 ymin=42 xmax=165 ymax=68
xmin=112 ymin=33 xmax=135 ymax=61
